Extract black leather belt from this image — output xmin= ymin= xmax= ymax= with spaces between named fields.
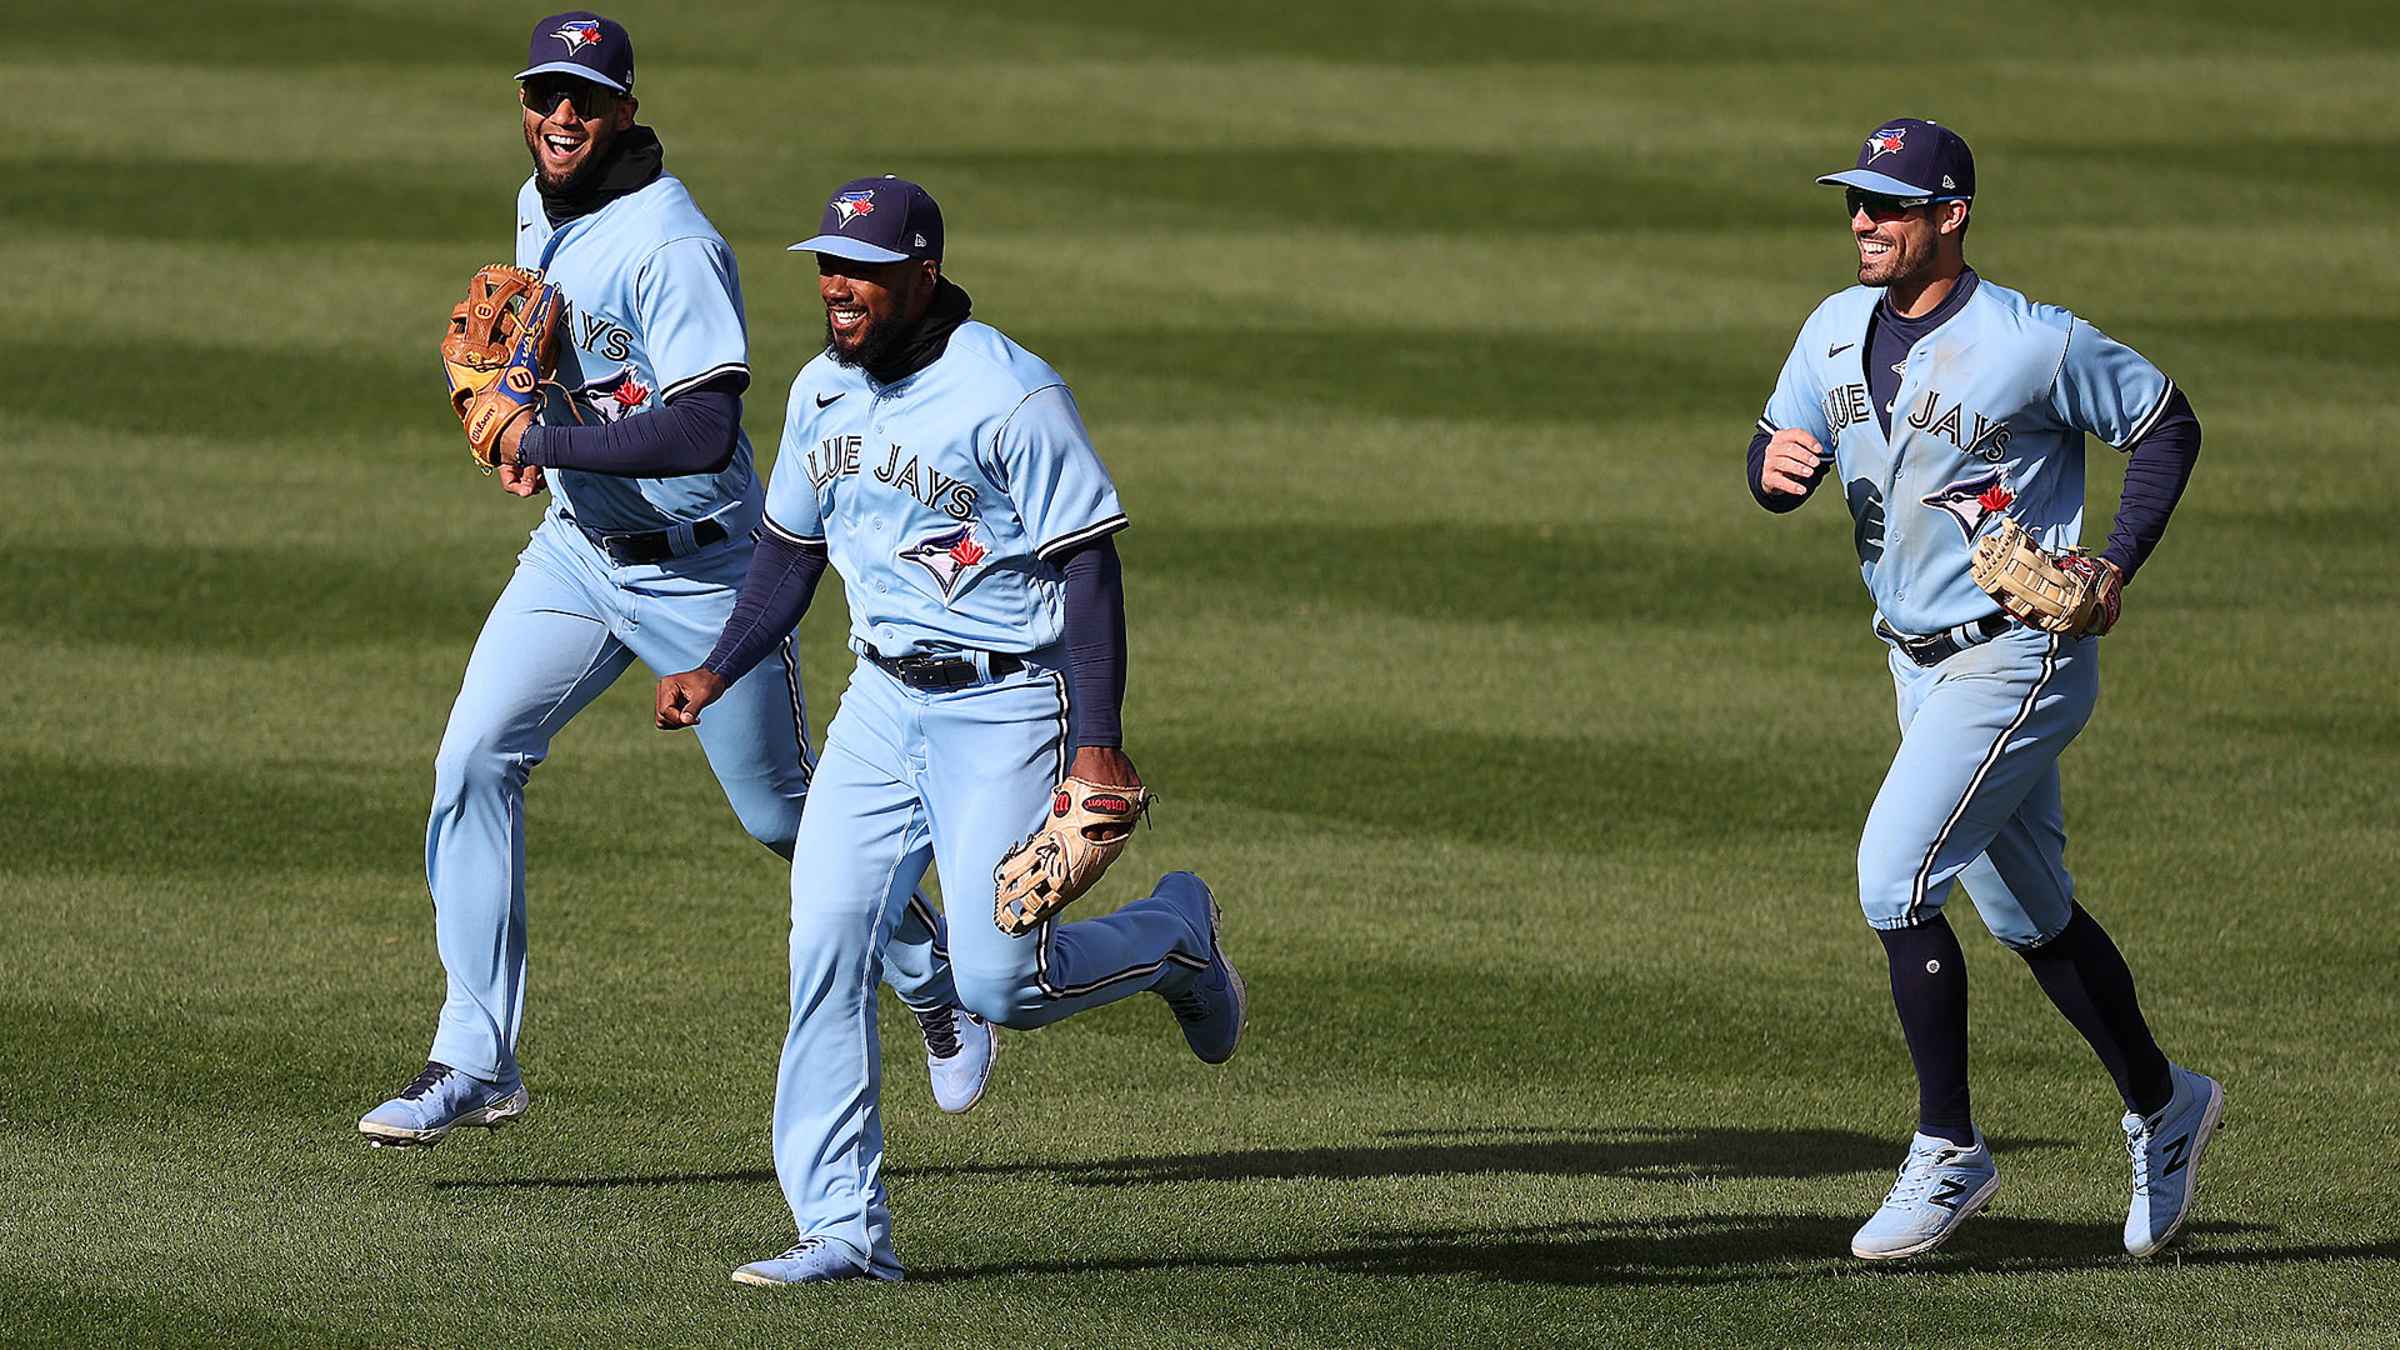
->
xmin=1879 ymin=614 xmax=2013 ymax=667
xmin=866 ymin=648 xmax=1022 ymax=690
xmin=586 ymin=518 xmax=728 ymax=567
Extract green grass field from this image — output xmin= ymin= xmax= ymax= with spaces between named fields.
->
xmin=5 ymin=2 xmax=2397 ymax=1344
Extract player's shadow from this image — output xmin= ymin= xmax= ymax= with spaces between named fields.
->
xmin=884 ymin=1124 xmax=2071 ymax=1188
xmin=430 ymin=1124 xmax=2068 ymax=1194
xmin=911 ymin=1217 xmax=2370 ymax=1288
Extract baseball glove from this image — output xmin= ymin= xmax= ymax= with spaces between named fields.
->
xmin=1970 ymin=516 xmax=2122 ymax=637
xmin=993 ymin=779 xmax=1153 ymax=936
xmin=440 ymin=264 xmax=562 ymax=473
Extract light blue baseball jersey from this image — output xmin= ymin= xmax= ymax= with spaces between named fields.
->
xmin=761 ymin=321 xmax=1127 ymax=658
xmin=1758 ymin=277 xmax=2176 ymax=635
xmin=514 ymin=174 xmax=759 ymax=537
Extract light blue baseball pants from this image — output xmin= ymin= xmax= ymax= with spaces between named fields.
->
xmin=1858 ymin=624 xmax=2099 ymax=949
xmin=423 ymin=515 xmax=945 ymax=1081
xmin=771 ymin=657 xmax=1213 ymax=1275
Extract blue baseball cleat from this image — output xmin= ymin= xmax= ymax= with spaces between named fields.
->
xmin=1851 ymin=1129 xmax=1999 ymax=1260
xmin=357 ymin=1061 xmax=528 ymax=1148
xmin=914 ymin=1004 xmax=998 ymax=1115
xmin=1155 ymin=873 xmax=1246 ymax=1064
xmin=731 ymin=1238 xmax=895 ymax=1287
xmin=2123 ymin=1063 xmax=2224 ymax=1257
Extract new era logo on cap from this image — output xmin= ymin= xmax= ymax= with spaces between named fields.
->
xmin=791 ymin=175 xmax=945 ymax=265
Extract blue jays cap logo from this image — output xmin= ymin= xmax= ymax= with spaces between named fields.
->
xmin=831 ymin=190 xmax=877 ymax=227
xmin=551 ymin=19 xmax=605 ymax=54
xmin=1864 ymin=126 xmax=1908 ymax=165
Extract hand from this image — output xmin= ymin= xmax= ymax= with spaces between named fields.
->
xmin=1759 ymin=427 xmax=1828 ymax=496
xmin=2059 ymin=555 xmax=2124 ymax=636
xmin=1067 ymin=745 xmax=1140 ymax=789
xmin=657 ymin=669 xmax=729 ymax=730
xmin=497 ymin=461 xmax=545 ymax=497
xmin=495 ymin=413 xmax=531 ymax=467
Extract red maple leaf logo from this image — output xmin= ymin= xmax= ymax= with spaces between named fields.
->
xmin=1977 ymin=484 xmax=2015 ymax=513
xmin=611 ymin=379 xmax=650 ymax=410
xmin=947 ymin=534 xmax=986 ymax=568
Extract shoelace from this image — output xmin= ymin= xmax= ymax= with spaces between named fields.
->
xmin=1882 ymin=1143 xmax=1970 ymax=1205
xmin=1164 ymin=974 xmax=1212 ymax=1023
xmin=915 ymin=1006 xmax=962 ymax=1060
xmin=2124 ymin=1121 xmax=2155 ymax=1197
xmin=770 ymin=1239 xmax=823 ymax=1263
xmin=396 ymin=1061 xmax=456 ymax=1102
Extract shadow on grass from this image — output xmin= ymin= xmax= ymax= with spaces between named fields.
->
xmin=911 ymin=1217 xmax=2357 ymax=1288
xmin=431 ymin=1124 xmax=2070 ymax=1193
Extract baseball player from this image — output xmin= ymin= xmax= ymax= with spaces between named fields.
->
xmin=1749 ymin=119 xmax=2220 ymax=1260
xmin=359 ymin=14 xmax=992 ymax=1147
xmin=655 ymin=176 xmax=1246 ymax=1286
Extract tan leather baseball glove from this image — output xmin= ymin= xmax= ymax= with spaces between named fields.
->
xmin=1970 ymin=516 xmax=2123 ymax=637
xmin=440 ymin=264 xmax=562 ymax=473
xmin=993 ymin=779 xmax=1153 ymax=935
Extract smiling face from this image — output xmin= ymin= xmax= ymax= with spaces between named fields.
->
xmin=519 ymin=76 xmax=635 ymax=194
xmin=1848 ymin=190 xmax=1968 ymax=291
xmin=818 ymin=254 xmax=940 ymax=369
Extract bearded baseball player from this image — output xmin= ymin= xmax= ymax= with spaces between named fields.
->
xmin=1749 ymin=119 xmax=2220 ymax=1260
xmin=359 ymin=15 xmax=992 ymax=1147
xmin=655 ymin=176 xmax=1246 ymax=1286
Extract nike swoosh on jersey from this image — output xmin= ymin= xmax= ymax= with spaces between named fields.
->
xmin=1829 ymin=342 xmax=1856 ymax=357
xmin=815 ymin=392 xmax=845 ymax=408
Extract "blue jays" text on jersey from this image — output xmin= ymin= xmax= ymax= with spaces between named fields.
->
xmin=515 ymin=173 xmax=758 ymax=537
xmin=761 ymin=322 xmax=1126 ymax=658
xmin=1758 ymin=277 xmax=2176 ymax=635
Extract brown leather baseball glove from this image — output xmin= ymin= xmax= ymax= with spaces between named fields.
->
xmin=440 ymin=264 xmax=562 ymax=473
xmin=1970 ymin=516 xmax=2123 ymax=637
xmin=993 ymin=779 xmax=1153 ymax=936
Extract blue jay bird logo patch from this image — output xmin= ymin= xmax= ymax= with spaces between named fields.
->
xmin=570 ymin=368 xmax=650 ymax=425
xmin=1921 ymin=472 xmax=2017 ymax=542
xmin=551 ymin=19 xmax=604 ymax=53
xmin=899 ymin=526 xmax=987 ymax=598
xmin=831 ymin=191 xmax=877 ymax=227
xmin=1865 ymin=127 xmax=1908 ymax=164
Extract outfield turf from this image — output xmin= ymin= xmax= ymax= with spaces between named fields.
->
xmin=4 ymin=2 xmax=2397 ymax=1345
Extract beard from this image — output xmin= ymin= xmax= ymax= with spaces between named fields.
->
xmin=525 ymin=123 xmax=616 ymax=195
xmin=825 ymin=310 xmax=918 ymax=371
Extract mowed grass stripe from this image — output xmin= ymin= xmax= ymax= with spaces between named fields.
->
xmin=7 ymin=1 xmax=2398 ymax=1346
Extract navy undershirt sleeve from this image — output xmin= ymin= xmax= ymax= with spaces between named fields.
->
xmin=1057 ymin=536 xmax=1127 ymax=749
xmin=1747 ymin=426 xmax=1821 ymax=512
xmin=698 ymin=530 xmax=827 ymax=684
xmin=518 ymin=378 xmax=743 ymax=477
xmin=2099 ymin=388 xmax=2201 ymax=581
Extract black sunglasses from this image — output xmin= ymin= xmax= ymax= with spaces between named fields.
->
xmin=1844 ymin=187 xmax=1934 ymax=219
xmin=520 ymin=76 xmax=619 ymax=119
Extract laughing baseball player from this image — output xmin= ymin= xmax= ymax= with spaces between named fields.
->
xmin=1748 ymin=118 xmax=2220 ymax=1260
xmin=359 ymin=13 xmax=991 ymax=1148
xmin=655 ymin=176 xmax=1246 ymax=1287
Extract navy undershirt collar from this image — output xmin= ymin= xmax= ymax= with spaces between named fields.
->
xmin=1868 ymin=266 xmax=1979 ymax=436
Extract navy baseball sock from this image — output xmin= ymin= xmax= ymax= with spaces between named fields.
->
xmin=2017 ymin=904 xmax=2175 ymax=1117
xmin=1877 ymin=917 xmax=1974 ymax=1148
